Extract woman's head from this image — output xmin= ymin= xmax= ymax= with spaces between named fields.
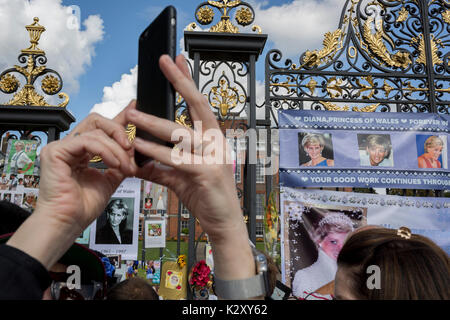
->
xmin=106 ymin=277 xmax=159 ymax=300
xmin=25 ymin=192 xmax=36 ymax=205
xmin=105 ymin=199 xmax=129 ymax=228
xmin=424 ymin=136 xmax=444 ymax=160
xmin=14 ymin=141 xmax=24 ymax=151
xmin=302 ymin=134 xmax=326 ymax=160
xmin=313 ymin=213 xmax=354 ymax=260
xmin=335 ymin=227 xmax=450 ymax=299
xmin=365 ymin=135 xmax=391 ymax=166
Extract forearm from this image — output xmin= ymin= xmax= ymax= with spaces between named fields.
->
xmin=210 ymin=221 xmax=266 ymax=300
xmin=210 ymin=222 xmax=255 ymax=281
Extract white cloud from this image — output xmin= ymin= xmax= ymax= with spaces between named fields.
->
xmin=0 ymin=0 xmax=104 ymax=98
xmin=252 ymin=0 xmax=344 ymax=59
xmin=90 ymin=66 xmax=137 ymax=119
xmin=91 ymin=60 xmax=266 ymax=124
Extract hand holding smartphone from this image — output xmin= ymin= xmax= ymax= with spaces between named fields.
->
xmin=135 ymin=6 xmax=177 ymax=167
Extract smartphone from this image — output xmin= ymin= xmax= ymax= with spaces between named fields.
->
xmin=135 ymin=6 xmax=177 ymax=166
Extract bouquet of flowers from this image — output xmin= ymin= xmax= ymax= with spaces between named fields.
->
xmin=264 ymin=191 xmax=280 ymax=264
xmin=189 ymin=260 xmax=213 ymax=299
xmin=177 ymin=255 xmax=187 ymax=268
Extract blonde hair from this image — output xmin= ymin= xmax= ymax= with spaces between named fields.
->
xmin=14 ymin=141 xmax=25 ymax=149
xmin=424 ymin=136 xmax=443 ymax=153
xmin=302 ymin=134 xmax=325 ymax=149
xmin=366 ymin=135 xmax=391 ymax=153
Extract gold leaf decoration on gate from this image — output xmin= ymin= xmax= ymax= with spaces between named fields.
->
xmin=361 ymin=17 xmax=411 ymax=68
xmin=294 ymin=29 xmax=344 ymax=69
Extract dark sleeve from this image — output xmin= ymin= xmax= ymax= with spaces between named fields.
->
xmin=122 ymin=229 xmax=133 ymax=244
xmin=0 ymin=244 xmax=52 ymax=300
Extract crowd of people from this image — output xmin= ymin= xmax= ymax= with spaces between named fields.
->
xmin=0 ymin=54 xmax=448 ymax=300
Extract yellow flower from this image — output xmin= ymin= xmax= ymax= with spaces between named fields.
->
xmin=177 ymin=255 xmax=187 ymax=268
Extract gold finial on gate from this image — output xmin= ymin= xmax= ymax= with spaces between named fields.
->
xmin=21 ymin=17 xmax=46 ymax=55
xmin=0 ymin=17 xmax=69 ymax=108
xmin=189 ymin=0 xmax=261 ymax=34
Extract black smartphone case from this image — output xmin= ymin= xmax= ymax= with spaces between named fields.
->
xmin=135 ymin=5 xmax=176 ymax=166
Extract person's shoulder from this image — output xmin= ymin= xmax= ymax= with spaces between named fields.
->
xmin=98 ymin=224 xmax=109 ymax=233
xmin=326 ymin=159 xmax=334 ymax=166
xmin=294 ymin=262 xmax=318 ymax=278
xmin=292 ymin=266 xmax=320 ymax=296
xmin=380 ymin=158 xmax=393 ymax=167
xmin=126 ymin=229 xmax=133 ymax=238
xmin=417 ymin=155 xmax=426 ymax=165
xmin=122 ymin=228 xmax=133 ymax=235
xmin=96 ymin=225 xmax=110 ymax=239
xmin=121 ymin=229 xmax=133 ymax=243
xmin=359 ymin=153 xmax=369 ymax=163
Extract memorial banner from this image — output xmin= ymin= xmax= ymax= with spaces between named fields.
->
xmin=89 ymin=178 xmax=141 ymax=260
xmin=280 ymin=186 xmax=450 ymax=298
xmin=279 ymin=110 xmax=450 ymax=189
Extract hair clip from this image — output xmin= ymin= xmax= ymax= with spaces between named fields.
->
xmin=397 ymin=226 xmax=412 ymax=239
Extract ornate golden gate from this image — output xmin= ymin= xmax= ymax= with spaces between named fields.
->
xmin=266 ymin=0 xmax=449 ymax=115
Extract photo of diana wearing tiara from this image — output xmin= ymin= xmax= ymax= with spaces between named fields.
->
xmin=284 ymin=203 xmax=366 ymax=299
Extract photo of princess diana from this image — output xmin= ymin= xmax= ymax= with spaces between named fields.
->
xmin=298 ymin=133 xmax=335 ymax=167
xmin=283 ymin=201 xmax=366 ymax=299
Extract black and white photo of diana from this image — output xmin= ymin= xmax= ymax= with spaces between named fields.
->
xmin=95 ymin=198 xmax=134 ymax=245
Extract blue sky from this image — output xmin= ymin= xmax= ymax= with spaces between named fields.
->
xmin=63 ymin=0 xmax=220 ymax=127
xmin=0 ymin=0 xmax=344 ymax=137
